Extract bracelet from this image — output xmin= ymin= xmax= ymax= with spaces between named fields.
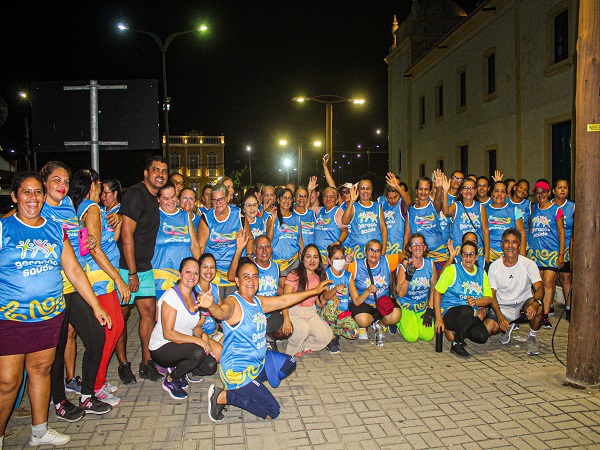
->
xmin=128 ymin=272 xmax=137 ymax=277
xmin=535 ymin=299 xmax=543 ymax=306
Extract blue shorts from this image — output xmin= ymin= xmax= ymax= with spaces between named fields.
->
xmin=118 ymin=269 xmax=156 ymax=305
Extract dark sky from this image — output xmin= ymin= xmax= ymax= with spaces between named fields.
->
xmin=0 ymin=1 xmax=476 ymax=187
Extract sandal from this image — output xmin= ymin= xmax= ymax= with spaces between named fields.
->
xmin=295 ymin=351 xmax=303 ymax=357
xmin=303 ymin=348 xmax=313 ymax=355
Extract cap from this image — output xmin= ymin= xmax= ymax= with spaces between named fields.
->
xmin=338 ymin=182 xmax=353 ymax=192
xmin=265 ymin=350 xmax=289 ymax=388
xmin=533 ymin=181 xmax=550 ymax=192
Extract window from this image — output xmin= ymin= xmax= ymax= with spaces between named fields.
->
xmin=488 ymin=150 xmax=497 ymax=181
xmin=435 ymin=83 xmax=444 ymax=119
xmin=436 ymin=159 xmax=444 ymax=172
xmin=486 ymin=53 xmax=496 ymax=95
xmin=419 ymin=163 xmax=426 ymax=178
xmin=188 ymin=154 xmax=199 ymax=170
xmin=554 ymin=10 xmax=568 ymax=63
xmin=419 ymin=95 xmax=426 ymax=127
xmin=460 ymin=145 xmax=468 ymax=175
xmin=207 ymin=153 xmax=218 ymax=170
xmin=459 ymin=71 xmax=466 ymax=108
xmin=551 ymin=121 xmax=572 ymax=186
xmin=169 ymin=153 xmax=180 ymax=169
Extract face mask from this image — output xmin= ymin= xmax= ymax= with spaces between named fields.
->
xmin=331 ymin=259 xmax=346 ymax=272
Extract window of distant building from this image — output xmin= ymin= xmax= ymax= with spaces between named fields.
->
xmin=435 ymin=82 xmax=444 ymax=121
xmin=169 ymin=153 xmax=180 ymax=169
xmin=456 ymin=67 xmax=467 ymax=113
xmin=207 ymin=153 xmax=218 ymax=170
xmin=458 ymin=144 xmax=469 ymax=175
xmin=419 ymin=95 xmax=426 ymax=128
xmin=189 ymin=154 xmax=199 ymax=170
xmin=483 ymin=49 xmax=497 ymax=102
xmin=545 ymin=5 xmax=572 ymax=76
xmin=487 ymin=149 xmax=497 ymax=181
xmin=436 ymin=159 xmax=444 ymax=173
xmin=419 ymin=163 xmax=426 ymax=178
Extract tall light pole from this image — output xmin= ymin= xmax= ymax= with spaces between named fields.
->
xmin=246 ymin=145 xmax=253 ymax=186
xmin=283 ymin=158 xmax=291 ymax=184
xmin=19 ymin=91 xmax=32 ymax=170
xmin=292 ymin=95 xmax=365 ymax=174
xmin=279 ymin=139 xmax=321 ymax=184
xmin=117 ymin=23 xmax=208 ymax=158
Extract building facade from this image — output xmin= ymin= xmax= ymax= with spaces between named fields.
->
xmin=386 ymin=0 xmax=577 ymax=191
xmin=164 ymin=131 xmax=225 ymax=198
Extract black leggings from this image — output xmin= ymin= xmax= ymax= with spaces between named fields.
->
xmin=51 ymin=293 xmax=106 ymax=401
xmin=150 ymin=342 xmax=217 ymax=380
xmin=443 ymin=305 xmax=489 ymax=345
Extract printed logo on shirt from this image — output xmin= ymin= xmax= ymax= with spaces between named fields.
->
xmin=209 ymin=230 xmax=237 ymax=244
xmin=162 ymin=222 xmax=188 ymax=236
xmin=461 ymin=280 xmax=483 ymax=297
xmin=532 ymin=215 xmax=551 ymax=228
xmin=414 ymin=213 xmax=436 ymax=228
xmin=316 ymin=217 xmax=331 ymax=226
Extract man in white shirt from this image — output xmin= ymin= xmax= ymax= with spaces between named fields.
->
xmin=487 ymin=228 xmax=544 ymax=355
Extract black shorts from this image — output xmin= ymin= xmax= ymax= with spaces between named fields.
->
xmin=266 ymin=311 xmax=284 ymax=334
xmin=558 ymin=261 xmax=571 ymax=274
xmin=348 ymin=299 xmax=400 ymax=322
xmin=537 ymin=266 xmax=558 ymax=273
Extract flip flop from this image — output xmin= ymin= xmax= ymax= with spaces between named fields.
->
xmin=295 ymin=351 xmax=303 ymax=357
xmin=303 ymin=348 xmax=313 ymax=355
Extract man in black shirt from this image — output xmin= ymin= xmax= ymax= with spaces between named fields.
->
xmin=115 ymin=156 xmax=168 ymax=384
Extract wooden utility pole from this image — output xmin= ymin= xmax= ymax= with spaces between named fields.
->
xmin=565 ymin=0 xmax=600 ymax=388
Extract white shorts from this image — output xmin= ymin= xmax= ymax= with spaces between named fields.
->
xmin=498 ymin=299 xmax=530 ymax=322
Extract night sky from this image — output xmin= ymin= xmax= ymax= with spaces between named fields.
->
xmin=1 ymin=1 xmax=477 ymax=187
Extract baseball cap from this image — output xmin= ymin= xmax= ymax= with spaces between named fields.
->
xmin=338 ymin=182 xmax=353 ymax=193
xmin=265 ymin=350 xmax=289 ymax=388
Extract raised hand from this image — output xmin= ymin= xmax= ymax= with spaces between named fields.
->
xmin=323 ymin=154 xmax=330 ymax=164
xmin=307 ymin=176 xmax=318 ymax=192
xmin=195 ymin=290 xmax=215 ymax=309
xmin=492 ymin=170 xmax=504 ymax=182
xmin=433 ymin=169 xmax=444 ymax=189
xmin=386 ymin=172 xmax=399 ymax=189
xmin=441 ymin=173 xmax=450 ymax=193
xmin=350 ymin=185 xmax=359 ymax=203
xmin=236 ymin=228 xmax=249 ymax=250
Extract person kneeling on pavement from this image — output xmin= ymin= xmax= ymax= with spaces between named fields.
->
xmin=485 ymin=228 xmax=544 ymax=356
xmin=433 ymin=240 xmax=491 ymax=358
xmin=197 ymin=257 xmax=332 ymax=422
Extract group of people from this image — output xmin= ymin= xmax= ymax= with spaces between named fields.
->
xmin=0 ymin=154 xmax=574 ymax=447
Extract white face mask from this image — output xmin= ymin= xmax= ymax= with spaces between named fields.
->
xmin=331 ymin=259 xmax=346 ymax=272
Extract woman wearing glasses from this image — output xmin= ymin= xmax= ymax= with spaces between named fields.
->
xmin=348 ymin=239 xmax=403 ymax=343
xmin=179 ymin=188 xmax=201 ymax=233
xmin=341 ymin=179 xmax=388 ymax=261
xmin=395 ymin=233 xmax=437 ymax=343
xmin=442 ymin=176 xmax=490 ymax=263
xmin=198 ymin=183 xmax=254 ymax=299
xmin=433 ymin=240 xmax=491 ymax=359
xmin=529 ymin=179 xmax=565 ymax=329
xmin=241 ymin=192 xmax=269 ymax=239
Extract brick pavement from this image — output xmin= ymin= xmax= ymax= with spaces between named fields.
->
xmin=5 ymin=305 xmax=600 ymax=449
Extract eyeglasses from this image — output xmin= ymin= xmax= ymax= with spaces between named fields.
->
xmin=101 ymin=190 xmax=113 ymax=196
xmin=462 ymin=186 xmax=476 ymax=191
xmin=244 ymin=203 xmax=258 ymax=208
xmin=359 ymin=186 xmax=372 ymax=191
xmin=171 ymin=181 xmax=184 ymax=187
xmin=181 ymin=196 xmax=195 ymax=202
xmin=366 ymin=248 xmax=381 ymax=253
xmin=211 ymin=197 xmax=226 ymax=204
xmin=281 ymin=196 xmax=293 ymax=201
xmin=410 ymin=242 xmax=425 ymax=248
xmin=452 ymin=176 xmax=464 ymax=182
xmin=340 ymin=189 xmax=350 ymax=195
xmin=461 ymin=252 xmax=477 ymax=258
xmin=296 ymin=194 xmax=307 ymax=199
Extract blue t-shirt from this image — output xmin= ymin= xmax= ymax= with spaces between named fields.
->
xmin=325 ymin=267 xmax=351 ymax=311
xmin=345 ymin=201 xmax=383 ymax=260
xmin=407 ymin=201 xmax=448 ymax=262
xmin=380 ymin=200 xmax=405 ymax=255
xmin=397 ymin=258 xmax=434 ymax=313
xmin=204 ymin=205 xmax=243 ymax=286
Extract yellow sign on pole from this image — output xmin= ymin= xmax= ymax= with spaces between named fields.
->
xmin=587 ymin=124 xmax=600 ymax=132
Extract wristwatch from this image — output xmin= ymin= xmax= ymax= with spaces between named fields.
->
xmin=535 ymin=299 xmax=543 ymax=306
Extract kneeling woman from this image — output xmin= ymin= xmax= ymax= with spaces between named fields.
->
xmin=433 ymin=240 xmax=492 ymax=358
xmin=149 ymin=258 xmax=218 ymax=400
xmin=396 ymin=233 xmax=437 ymax=343
xmin=196 ymin=258 xmax=331 ymax=422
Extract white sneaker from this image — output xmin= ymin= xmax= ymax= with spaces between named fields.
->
xmin=28 ymin=428 xmax=70 ymax=446
xmin=499 ymin=323 xmax=515 ymax=345
xmin=94 ymin=383 xmax=121 ymax=406
xmin=106 ymin=382 xmax=118 ymax=393
xmin=358 ymin=328 xmax=369 ymax=340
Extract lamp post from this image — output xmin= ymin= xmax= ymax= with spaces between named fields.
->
xmin=246 ymin=145 xmax=253 ymax=186
xmin=292 ymin=95 xmax=365 ymax=174
xmin=117 ymin=23 xmax=208 ymax=158
xmin=279 ymin=139 xmax=321 ymax=185
xmin=19 ymin=91 xmax=32 ymax=170
xmin=283 ymin=158 xmax=291 ymax=184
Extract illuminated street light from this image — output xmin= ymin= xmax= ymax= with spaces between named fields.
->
xmin=117 ymin=22 xmax=208 ymax=157
xmin=283 ymin=158 xmax=291 ymax=183
xmin=279 ymin=138 xmax=322 ymax=184
xmin=292 ymin=95 xmax=366 ymax=172
xmin=246 ymin=145 xmax=253 ymax=186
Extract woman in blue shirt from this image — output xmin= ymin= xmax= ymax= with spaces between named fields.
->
xmin=552 ymin=179 xmax=574 ymax=320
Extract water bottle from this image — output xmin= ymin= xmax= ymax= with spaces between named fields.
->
xmin=435 ymin=332 xmax=443 ymax=352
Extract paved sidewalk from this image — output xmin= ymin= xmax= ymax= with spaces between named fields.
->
xmin=5 ymin=305 xmax=600 ymax=449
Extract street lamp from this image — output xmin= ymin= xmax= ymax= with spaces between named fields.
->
xmin=279 ymin=139 xmax=322 ymax=184
xmin=117 ymin=22 xmax=208 ymax=158
xmin=283 ymin=158 xmax=291 ymax=184
xmin=246 ymin=145 xmax=253 ymax=186
xmin=19 ymin=91 xmax=32 ymax=170
xmin=292 ymin=95 xmax=365 ymax=173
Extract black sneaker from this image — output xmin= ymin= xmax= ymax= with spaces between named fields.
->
xmin=565 ymin=308 xmax=571 ymax=322
xmin=450 ymin=342 xmax=470 ymax=359
xmin=139 ymin=360 xmax=164 ymax=382
xmin=118 ymin=362 xmax=137 ymax=385
xmin=55 ymin=399 xmax=85 ymax=422
xmin=326 ymin=337 xmax=341 ymax=354
xmin=80 ymin=395 xmax=112 ymax=415
xmin=548 ymin=305 xmax=555 ymax=316
xmin=388 ymin=324 xmax=399 ymax=334
xmin=542 ymin=315 xmax=552 ymax=329
xmin=207 ymin=384 xmax=226 ymax=422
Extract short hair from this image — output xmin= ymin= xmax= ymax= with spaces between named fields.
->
xmin=501 ymin=228 xmax=522 ymax=243
xmin=145 ymin=155 xmax=167 ymax=172
xmin=39 ymin=161 xmax=71 ymax=183
xmin=254 ymin=235 xmax=271 ymax=248
xmin=236 ymin=257 xmax=258 ymax=278
xmin=157 ymin=182 xmax=176 ymax=198
xmin=211 ymin=183 xmax=229 ymax=198
xmin=476 ymin=176 xmax=489 ymax=185
xmin=12 ymin=171 xmax=44 ymax=197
